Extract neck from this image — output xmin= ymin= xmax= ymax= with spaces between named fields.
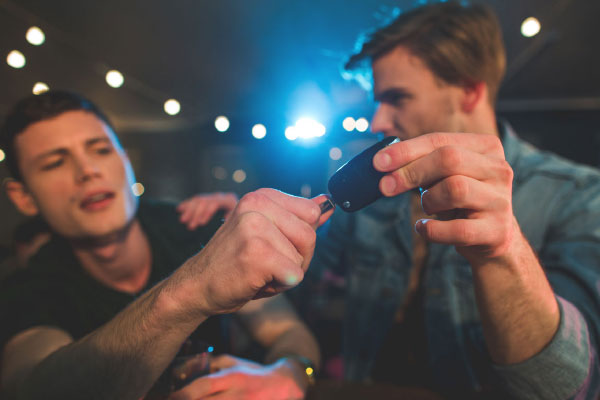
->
xmin=463 ymin=101 xmax=500 ymax=137
xmin=70 ymin=219 xmax=152 ymax=294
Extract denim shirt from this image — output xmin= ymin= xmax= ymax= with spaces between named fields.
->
xmin=310 ymin=123 xmax=600 ymax=399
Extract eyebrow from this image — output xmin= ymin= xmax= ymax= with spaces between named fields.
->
xmin=373 ymin=87 xmax=413 ymax=103
xmin=33 ymin=137 xmax=112 ymax=162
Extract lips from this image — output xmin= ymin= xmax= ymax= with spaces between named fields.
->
xmin=80 ymin=191 xmax=115 ymax=211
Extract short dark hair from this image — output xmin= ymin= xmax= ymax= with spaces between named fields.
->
xmin=0 ymin=90 xmax=115 ymax=181
xmin=344 ymin=1 xmax=506 ymax=106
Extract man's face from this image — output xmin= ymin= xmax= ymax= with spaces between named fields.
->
xmin=14 ymin=110 xmax=138 ymax=239
xmin=370 ymin=45 xmax=466 ymax=140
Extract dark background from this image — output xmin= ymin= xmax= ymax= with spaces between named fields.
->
xmin=1 ymin=0 xmax=599 ymax=245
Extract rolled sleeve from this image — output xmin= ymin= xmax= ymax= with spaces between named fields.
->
xmin=492 ymin=297 xmax=596 ymax=399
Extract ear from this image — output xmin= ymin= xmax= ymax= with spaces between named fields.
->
xmin=4 ymin=179 xmax=40 ymax=216
xmin=461 ymin=81 xmax=487 ymax=113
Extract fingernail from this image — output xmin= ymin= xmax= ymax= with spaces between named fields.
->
xmin=374 ymin=152 xmax=391 ymax=169
xmin=319 ymin=197 xmax=335 ymax=214
xmin=381 ymin=176 xmax=397 ymax=195
xmin=415 ymin=219 xmax=430 ymax=233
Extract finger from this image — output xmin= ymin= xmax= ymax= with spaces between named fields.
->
xmin=209 ymin=355 xmax=239 ymax=372
xmin=420 ymin=175 xmax=510 ymax=215
xmin=178 ymin=202 xmax=195 ymax=223
xmin=234 ymin=211 xmax=308 ymax=289
xmin=240 ymin=188 xmax=321 ymax=227
xmin=236 ymin=193 xmax=317 ymax=267
xmin=373 ymin=132 xmax=504 ymax=172
xmin=188 ymin=200 xmax=209 ymax=228
xmin=191 ymin=203 xmax=218 ymax=229
xmin=379 ymin=146 xmax=512 ymax=196
xmin=168 ymin=374 xmax=225 ymax=399
xmin=176 ymin=199 xmax=190 ymax=212
xmin=415 ymin=218 xmax=496 ymax=247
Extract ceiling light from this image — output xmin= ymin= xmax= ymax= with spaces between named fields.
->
xmin=26 ymin=26 xmax=45 ymax=46
xmin=0 ymin=149 xmax=5 ymax=163
xmin=105 ymin=70 xmax=124 ymax=88
xmin=7 ymin=50 xmax=26 ymax=69
xmin=32 ymin=82 xmax=49 ymax=95
xmin=164 ymin=99 xmax=181 ymax=115
xmin=521 ymin=17 xmax=541 ymax=37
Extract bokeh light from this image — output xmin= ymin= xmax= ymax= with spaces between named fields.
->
xmin=164 ymin=99 xmax=181 ymax=115
xmin=343 ymin=117 xmax=356 ymax=132
xmin=212 ymin=166 xmax=227 ymax=180
xmin=521 ymin=17 xmax=541 ymax=37
xmin=26 ymin=26 xmax=45 ymax=46
xmin=132 ymin=182 xmax=145 ymax=196
xmin=329 ymin=147 xmax=342 ymax=160
xmin=32 ymin=82 xmax=49 ymax=95
xmin=7 ymin=50 xmax=26 ymax=69
xmin=294 ymin=117 xmax=326 ymax=139
xmin=215 ymin=116 xmax=230 ymax=132
xmin=106 ymin=70 xmax=124 ymax=88
xmin=233 ymin=169 xmax=247 ymax=183
xmin=300 ymin=184 xmax=312 ymax=198
xmin=285 ymin=126 xmax=298 ymax=141
xmin=252 ymin=124 xmax=267 ymax=139
xmin=355 ymin=117 xmax=369 ymax=132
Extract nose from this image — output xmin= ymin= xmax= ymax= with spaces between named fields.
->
xmin=370 ymin=104 xmax=394 ymax=136
xmin=73 ymin=155 xmax=101 ymax=183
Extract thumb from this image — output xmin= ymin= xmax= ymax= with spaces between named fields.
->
xmin=311 ymin=194 xmax=335 ymax=228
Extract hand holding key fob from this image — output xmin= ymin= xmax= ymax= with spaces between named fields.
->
xmin=328 ymin=136 xmax=399 ymax=212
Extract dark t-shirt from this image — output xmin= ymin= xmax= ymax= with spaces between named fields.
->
xmin=0 ymin=200 xmax=228 ymax=355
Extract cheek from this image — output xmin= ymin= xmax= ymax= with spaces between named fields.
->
xmin=28 ymin=173 xmax=75 ymax=211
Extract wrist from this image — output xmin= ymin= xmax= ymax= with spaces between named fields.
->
xmin=277 ymin=355 xmax=316 ymax=389
xmin=156 ymin=272 xmax=211 ymax=326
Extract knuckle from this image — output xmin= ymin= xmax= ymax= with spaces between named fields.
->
xmin=438 ymin=146 xmax=462 ymax=173
xmin=238 ymin=191 xmax=268 ymax=211
xmin=495 ymin=197 xmax=512 ymax=213
xmin=300 ymin=224 xmax=317 ymax=246
xmin=498 ymin=161 xmax=514 ymax=184
xmin=445 ymin=176 xmax=469 ymax=202
xmin=456 ymin=221 xmax=475 ymax=245
xmin=488 ymin=135 xmax=503 ymax=152
xmin=401 ymin=166 xmax=420 ymax=186
xmin=237 ymin=214 xmax=270 ymax=246
xmin=428 ymin=132 xmax=452 ymax=149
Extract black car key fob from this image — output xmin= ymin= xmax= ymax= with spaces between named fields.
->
xmin=328 ymin=136 xmax=399 ymax=212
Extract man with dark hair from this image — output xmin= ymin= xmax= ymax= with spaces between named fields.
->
xmin=303 ymin=1 xmax=600 ymax=398
xmin=0 ymin=90 xmax=332 ymax=399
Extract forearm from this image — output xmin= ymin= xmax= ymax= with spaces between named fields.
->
xmin=18 ymin=279 xmax=205 ymax=400
xmin=470 ymin=224 xmax=560 ymax=365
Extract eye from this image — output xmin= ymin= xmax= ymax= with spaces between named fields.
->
xmin=95 ymin=146 xmax=113 ymax=155
xmin=41 ymin=159 xmax=64 ymax=170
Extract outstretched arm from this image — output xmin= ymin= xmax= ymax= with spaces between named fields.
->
xmin=1 ymin=189 xmax=332 ymax=400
